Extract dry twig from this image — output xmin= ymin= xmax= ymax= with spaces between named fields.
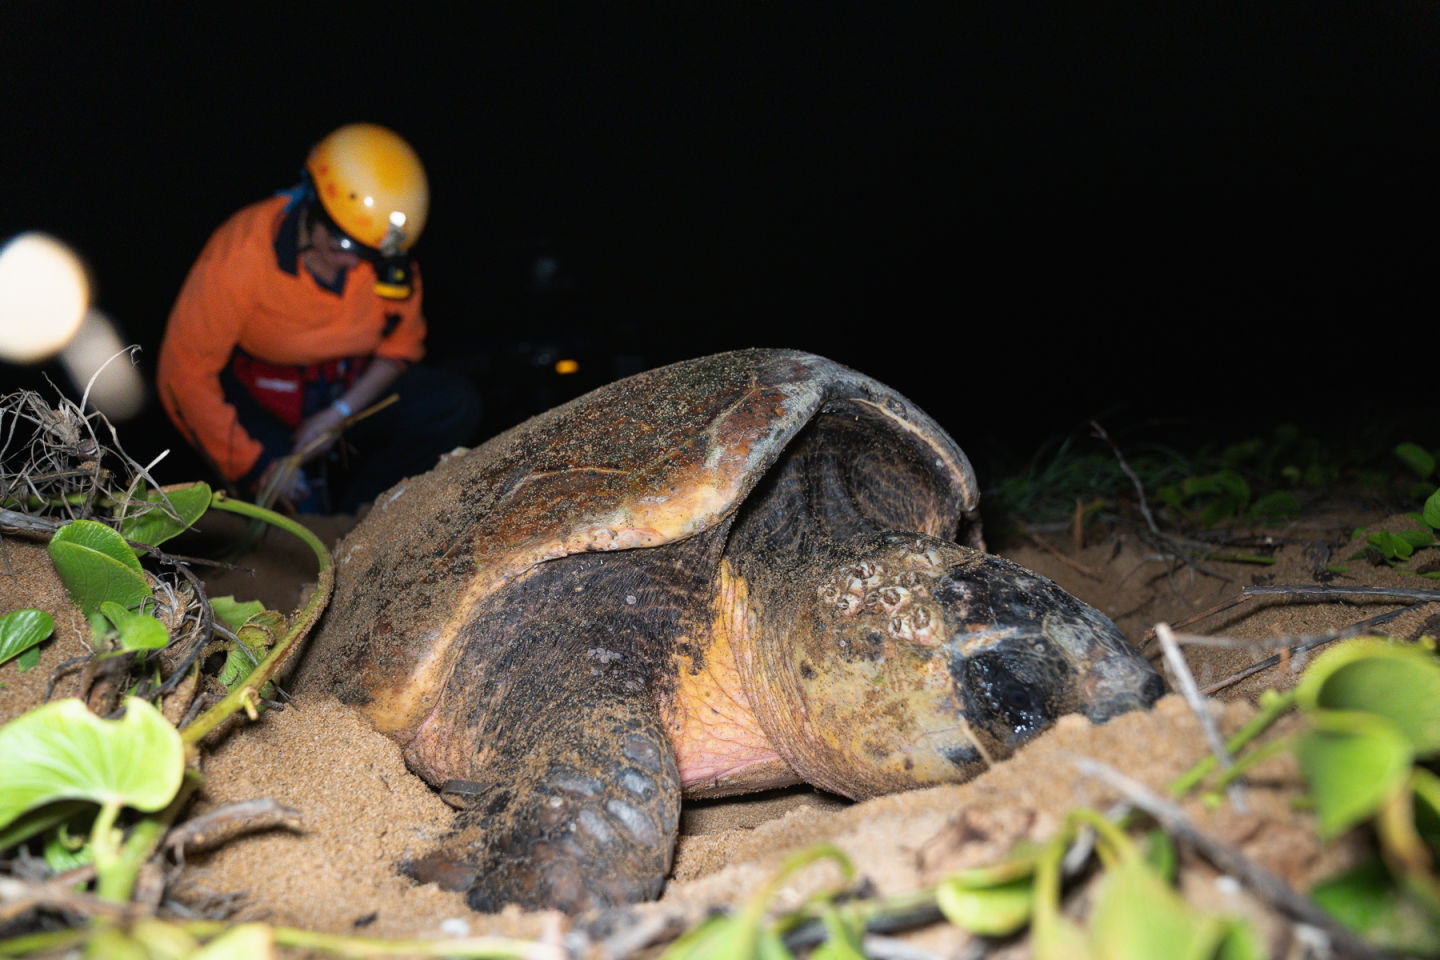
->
xmin=1243 ymin=584 xmax=1440 ymax=604
xmin=1010 ymin=516 xmax=1103 ymax=580
xmin=0 ymin=874 xmax=130 ymax=924
xmin=1090 ymin=420 xmax=1239 ymax=587
xmin=1147 ymin=581 xmax=1440 ymax=652
xmin=164 ymin=799 xmax=304 ymax=855
xmin=255 ymin=392 xmax=400 ymax=512
xmin=1200 ymin=602 xmax=1425 ymax=695
xmin=1155 ymin=623 xmax=1245 ymax=812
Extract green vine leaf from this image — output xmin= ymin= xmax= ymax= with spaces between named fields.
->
xmin=1143 ymin=828 xmax=1178 ymax=884
xmin=216 ymin=609 xmax=285 ymax=695
xmin=1368 ymin=530 xmax=1415 ymax=561
xmin=1296 ymin=714 xmax=1412 ymax=839
xmin=42 ymin=827 xmax=93 ymax=873
xmin=0 ymin=609 xmax=54 ymax=666
xmin=1213 ymin=919 xmax=1268 ymax=960
xmin=1312 ymin=856 xmax=1440 ymax=954
xmin=1296 ymin=639 xmax=1440 ymax=756
xmin=808 ymin=905 xmax=866 ymax=960
xmin=99 ymin=601 xmax=168 ymax=652
xmin=0 ymin=697 xmax=184 ymax=830
xmin=1088 ymin=857 xmax=1229 ymax=960
xmin=209 ymin=595 xmax=268 ymax=632
xmin=47 ymin=520 xmax=152 ymax=617
xmin=1425 ymin=489 xmax=1440 ymax=531
xmin=1397 ymin=528 xmax=1435 ymax=550
xmin=118 ymin=482 xmax=211 ymax=552
xmin=1034 ymin=914 xmax=1092 ymax=960
xmin=193 ymin=923 xmax=275 ymax=960
xmin=1249 ymin=490 xmax=1300 ymax=522
xmin=1396 ymin=443 xmax=1437 ymax=481
xmin=937 ymin=874 xmax=1034 ymax=936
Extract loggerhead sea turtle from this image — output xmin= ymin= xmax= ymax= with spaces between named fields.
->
xmin=297 ymin=348 xmax=1163 ymax=914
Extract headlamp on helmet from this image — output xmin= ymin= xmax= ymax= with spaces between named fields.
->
xmin=304 ymin=123 xmax=429 ymax=299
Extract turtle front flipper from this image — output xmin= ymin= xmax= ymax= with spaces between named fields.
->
xmin=399 ymin=544 xmax=709 ymax=914
xmin=407 ymin=689 xmax=681 ymax=913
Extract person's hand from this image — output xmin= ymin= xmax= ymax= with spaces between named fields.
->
xmin=257 ymin=458 xmax=310 ymax=506
xmin=292 ymin=404 xmax=347 ymax=462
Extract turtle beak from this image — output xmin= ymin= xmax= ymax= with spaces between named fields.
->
xmin=935 ymin=552 xmax=1165 ymax=746
xmin=1083 ymin=654 xmax=1165 ymax=723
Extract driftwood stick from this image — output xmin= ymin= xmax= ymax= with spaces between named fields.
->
xmin=1242 ymin=584 xmax=1440 ymax=604
xmin=0 ymin=506 xmax=61 ymax=538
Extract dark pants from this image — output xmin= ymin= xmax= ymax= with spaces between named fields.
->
xmin=222 ymin=364 xmax=481 ymax=513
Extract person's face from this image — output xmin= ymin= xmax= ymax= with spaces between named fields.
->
xmin=307 ymin=217 xmax=364 ymax=274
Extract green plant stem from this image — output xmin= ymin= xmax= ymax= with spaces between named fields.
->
xmin=1068 ymin=807 xmax=1137 ymax=868
xmin=179 ymin=493 xmax=333 ymax=746
xmin=1028 ymin=829 xmax=1071 ymax=937
xmin=1376 ymin=776 xmax=1440 ymax=914
xmin=179 ymin=921 xmax=548 ymax=958
xmin=784 ymin=878 xmax=941 ymax=938
xmin=849 ymin=884 xmax=939 ymax=921
xmin=89 ymin=800 xmax=125 ymax=903
xmin=0 ymin=928 xmax=90 ymax=956
xmin=100 ymin=772 xmax=203 ymax=905
xmin=1206 ymin=736 xmax=1296 ymax=795
xmin=776 ymin=843 xmax=855 ymax=913
xmin=1169 ymin=689 xmax=1297 ymax=797
xmin=0 ymin=922 xmax=548 ymax=959
xmin=0 ymin=492 xmax=93 ymax=510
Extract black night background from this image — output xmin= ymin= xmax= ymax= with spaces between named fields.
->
xmin=4 ymin=2 xmax=1438 ymax=488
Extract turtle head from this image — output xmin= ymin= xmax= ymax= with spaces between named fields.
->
xmin=749 ymin=534 xmax=1162 ymax=800
xmin=935 ymin=548 xmax=1165 ymax=744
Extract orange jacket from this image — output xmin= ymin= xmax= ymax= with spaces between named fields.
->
xmin=157 ymin=195 xmax=426 ymax=481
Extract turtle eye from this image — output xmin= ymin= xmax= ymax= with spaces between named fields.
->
xmin=995 ymin=677 xmax=1037 ymax=716
xmin=963 ymin=652 xmax=1053 ymax=741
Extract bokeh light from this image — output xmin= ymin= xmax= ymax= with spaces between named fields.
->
xmin=0 ymin=232 xmax=90 ymax=363
xmin=58 ymin=309 xmax=146 ymax=422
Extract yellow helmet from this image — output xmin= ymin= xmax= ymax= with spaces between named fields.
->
xmin=305 ymin=123 xmax=429 ymax=256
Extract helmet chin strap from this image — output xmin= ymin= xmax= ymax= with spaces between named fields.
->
xmin=295 ymin=206 xmax=316 ymax=253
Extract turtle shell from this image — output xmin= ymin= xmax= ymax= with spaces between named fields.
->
xmin=299 ymin=348 xmax=981 ymax=743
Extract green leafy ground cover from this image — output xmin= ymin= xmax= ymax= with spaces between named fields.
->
xmin=988 ymin=425 xmax=1436 ymax=535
